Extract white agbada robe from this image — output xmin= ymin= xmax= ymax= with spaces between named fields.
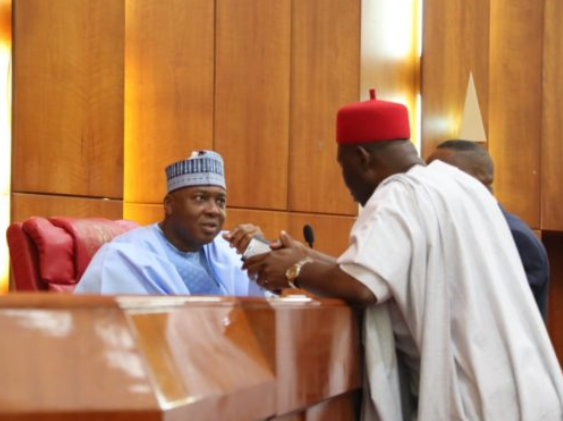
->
xmin=338 ymin=161 xmax=563 ymax=421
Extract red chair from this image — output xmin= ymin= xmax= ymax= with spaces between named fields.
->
xmin=6 ymin=217 xmax=139 ymax=292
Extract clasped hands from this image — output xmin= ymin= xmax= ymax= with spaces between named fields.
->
xmin=223 ymin=225 xmax=309 ymax=292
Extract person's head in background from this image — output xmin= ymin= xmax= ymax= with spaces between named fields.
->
xmin=427 ymin=139 xmax=494 ymax=192
xmin=162 ymin=150 xmax=227 ymax=252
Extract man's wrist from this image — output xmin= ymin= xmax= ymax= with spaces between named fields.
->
xmin=286 ymin=257 xmax=313 ymax=289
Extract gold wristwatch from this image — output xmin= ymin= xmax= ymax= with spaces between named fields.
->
xmin=285 ymin=257 xmax=312 ymax=289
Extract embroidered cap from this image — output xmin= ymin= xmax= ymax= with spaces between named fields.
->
xmin=165 ymin=150 xmax=226 ymax=193
xmin=336 ymin=89 xmax=411 ymax=144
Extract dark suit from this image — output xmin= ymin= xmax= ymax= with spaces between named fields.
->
xmin=500 ymin=205 xmax=550 ymax=320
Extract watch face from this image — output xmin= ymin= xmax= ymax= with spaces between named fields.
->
xmin=286 ymin=266 xmax=297 ymax=281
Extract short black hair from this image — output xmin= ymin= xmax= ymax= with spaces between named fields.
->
xmin=434 ymin=139 xmax=494 ymax=189
xmin=437 ymin=139 xmax=484 ymax=152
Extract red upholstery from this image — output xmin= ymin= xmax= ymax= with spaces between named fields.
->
xmin=6 ymin=217 xmax=139 ymax=292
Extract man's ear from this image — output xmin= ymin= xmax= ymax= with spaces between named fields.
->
xmin=475 ymin=169 xmax=494 ymax=192
xmin=356 ymin=145 xmax=372 ymax=171
xmin=163 ymin=194 xmax=174 ymax=216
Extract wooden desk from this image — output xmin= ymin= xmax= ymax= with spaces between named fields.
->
xmin=0 ymin=294 xmax=361 ymax=420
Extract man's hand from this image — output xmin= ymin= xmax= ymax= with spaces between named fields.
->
xmin=242 ymin=231 xmax=308 ymax=292
xmin=223 ymin=223 xmax=265 ymax=254
xmin=243 ymin=230 xmax=377 ymax=306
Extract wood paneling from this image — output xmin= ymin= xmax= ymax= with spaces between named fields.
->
xmin=360 ymin=0 xmax=420 ymax=147
xmin=0 ymin=0 xmax=10 ymax=44
xmin=225 ymin=209 xmax=290 ymax=241
xmin=541 ymin=0 xmax=563 ymax=230
xmin=227 ymin=209 xmax=355 ymax=257
xmin=542 ymin=233 xmax=563 ymax=365
xmin=487 ymin=0 xmax=543 ymax=228
xmin=421 ymin=0 xmax=490 ymax=158
xmin=288 ymin=0 xmax=359 ymax=215
xmin=123 ymin=202 xmax=162 ymax=226
xmin=11 ymin=193 xmax=123 ymax=223
xmin=423 ymin=0 xmax=544 ymax=228
xmin=124 ymin=0 xmax=214 ymax=204
xmin=12 ymin=0 xmax=124 ymax=198
xmin=214 ymin=0 xmax=291 ymax=210
xmin=286 ymin=212 xmax=355 ymax=257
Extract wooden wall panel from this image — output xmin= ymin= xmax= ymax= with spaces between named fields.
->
xmin=225 ymin=209 xmax=289 ymax=242
xmin=286 ymin=213 xmax=354 ymax=257
xmin=12 ymin=0 xmax=124 ymax=198
xmin=11 ymin=193 xmax=123 ymax=223
xmin=124 ymin=0 xmax=214 ymax=204
xmin=541 ymin=0 xmax=563 ymax=230
xmin=487 ymin=0 xmax=543 ymax=228
xmin=227 ymin=209 xmax=354 ymax=257
xmin=288 ymin=0 xmax=359 ymax=215
xmin=124 ymin=202 xmax=162 ymax=226
xmin=214 ymin=0 xmax=291 ymax=210
xmin=360 ymin=0 xmax=421 ymax=148
xmin=421 ymin=0 xmax=489 ymax=158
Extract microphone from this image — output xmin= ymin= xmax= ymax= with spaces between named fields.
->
xmin=303 ymin=224 xmax=314 ymax=249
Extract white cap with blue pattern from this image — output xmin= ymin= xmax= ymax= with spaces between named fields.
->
xmin=165 ymin=150 xmax=226 ymax=193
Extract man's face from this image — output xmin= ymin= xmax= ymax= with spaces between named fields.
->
xmin=165 ymin=186 xmax=227 ymax=249
xmin=337 ymin=144 xmax=374 ymax=206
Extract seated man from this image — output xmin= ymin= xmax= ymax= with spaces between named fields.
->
xmin=427 ymin=139 xmax=550 ymax=319
xmin=75 ymin=150 xmax=263 ymax=296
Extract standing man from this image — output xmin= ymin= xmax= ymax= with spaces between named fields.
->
xmin=241 ymin=91 xmax=563 ymax=420
xmin=427 ymin=139 xmax=550 ymax=320
xmin=75 ymin=150 xmax=264 ymax=296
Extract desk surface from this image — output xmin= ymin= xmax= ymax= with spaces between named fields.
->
xmin=0 ymin=294 xmax=361 ymax=421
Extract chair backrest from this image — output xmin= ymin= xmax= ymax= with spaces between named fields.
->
xmin=6 ymin=217 xmax=139 ymax=292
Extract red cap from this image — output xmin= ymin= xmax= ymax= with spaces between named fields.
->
xmin=336 ymin=89 xmax=411 ymax=144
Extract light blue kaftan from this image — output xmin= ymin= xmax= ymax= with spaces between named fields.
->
xmin=74 ymin=224 xmax=264 ymax=296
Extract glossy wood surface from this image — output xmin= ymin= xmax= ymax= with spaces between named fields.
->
xmin=124 ymin=0 xmax=214 ymax=204
xmin=541 ymin=0 xmax=563 ymax=230
xmin=11 ymin=193 xmax=123 ymax=223
xmin=0 ymin=295 xmax=361 ymax=420
xmin=488 ymin=0 xmax=543 ymax=228
xmin=271 ymin=392 xmax=358 ymax=421
xmin=288 ymin=0 xmax=359 ymax=215
xmin=128 ymin=302 xmax=276 ymax=420
xmin=214 ymin=0 xmax=291 ymax=210
xmin=0 ymin=296 xmax=158 ymax=418
xmin=12 ymin=0 xmax=124 ymax=198
xmin=270 ymin=299 xmax=361 ymax=414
